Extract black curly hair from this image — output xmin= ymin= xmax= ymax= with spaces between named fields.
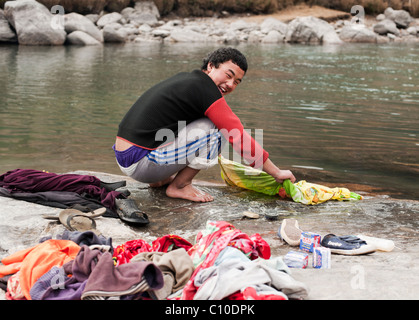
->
xmin=201 ymin=47 xmax=248 ymax=74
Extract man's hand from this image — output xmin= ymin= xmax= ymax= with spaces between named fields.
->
xmin=262 ymin=158 xmax=296 ymax=184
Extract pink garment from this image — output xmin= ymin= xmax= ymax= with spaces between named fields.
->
xmin=182 ymin=221 xmax=270 ymax=300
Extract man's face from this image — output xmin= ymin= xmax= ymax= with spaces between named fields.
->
xmin=204 ymin=60 xmax=245 ymax=96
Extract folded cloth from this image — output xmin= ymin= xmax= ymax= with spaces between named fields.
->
xmin=0 ymin=169 xmax=126 ymax=211
xmin=0 ymin=239 xmax=80 ymax=300
xmin=131 ymin=248 xmax=194 ymax=300
xmin=81 ymin=251 xmax=163 ymax=300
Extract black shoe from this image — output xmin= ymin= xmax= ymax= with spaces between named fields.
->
xmin=115 ymin=198 xmax=149 ymax=226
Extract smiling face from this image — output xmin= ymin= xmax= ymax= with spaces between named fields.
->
xmin=203 ymin=60 xmax=245 ymax=96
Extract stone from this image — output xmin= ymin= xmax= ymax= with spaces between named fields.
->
xmin=102 ymin=24 xmax=126 ymax=42
xmin=96 ymin=12 xmax=123 ymax=28
xmin=286 ymin=16 xmax=342 ymax=45
xmin=384 ymin=7 xmax=413 ymax=28
xmin=339 ymin=24 xmax=378 ymax=43
xmin=261 ymin=30 xmax=284 ymax=43
xmin=4 ymin=0 xmax=66 ymax=45
xmin=0 ymin=9 xmax=17 ymax=43
xmin=167 ymin=27 xmax=206 ymax=42
xmin=66 ymin=30 xmax=102 ymax=46
xmin=260 ymin=17 xmax=287 ymax=35
xmin=64 ymin=12 xmax=103 ymax=43
xmin=373 ymin=19 xmax=400 ymax=36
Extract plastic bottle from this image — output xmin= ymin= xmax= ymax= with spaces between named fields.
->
xmin=357 ymin=234 xmax=395 ymax=252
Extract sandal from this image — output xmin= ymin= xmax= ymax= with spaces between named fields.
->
xmin=58 ymin=209 xmax=101 ymax=235
xmin=42 ymin=207 xmax=106 ymax=220
xmin=115 ymin=198 xmax=149 ymax=226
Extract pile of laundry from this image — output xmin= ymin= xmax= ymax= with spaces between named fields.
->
xmin=0 ymin=220 xmax=309 ymax=300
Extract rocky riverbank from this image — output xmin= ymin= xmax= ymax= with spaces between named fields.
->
xmin=0 ymin=1 xmax=418 ymax=46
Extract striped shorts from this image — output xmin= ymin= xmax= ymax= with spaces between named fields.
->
xmin=117 ymin=118 xmax=225 ymax=184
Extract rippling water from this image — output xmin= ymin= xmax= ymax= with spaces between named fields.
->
xmin=0 ymin=43 xmax=418 ymax=199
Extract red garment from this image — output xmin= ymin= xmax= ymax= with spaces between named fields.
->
xmin=151 ymin=235 xmax=193 ymax=253
xmin=0 ymin=240 xmax=80 ymax=300
xmin=113 ymin=235 xmax=193 ymax=266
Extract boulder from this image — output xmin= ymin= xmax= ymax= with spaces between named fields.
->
xmin=260 ymin=17 xmax=287 ymax=35
xmin=64 ymin=12 xmax=103 ymax=43
xmin=0 ymin=9 xmax=17 ymax=43
xmin=96 ymin=12 xmax=124 ymax=28
xmin=339 ymin=24 xmax=378 ymax=43
xmin=167 ymin=27 xmax=206 ymax=42
xmin=127 ymin=1 xmax=160 ymax=27
xmin=261 ymin=30 xmax=284 ymax=43
xmin=373 ymin=19 xmax=400 ymax=36
xmin=66 ymin=30 xmax=102 ymax=45
xmin=4 ymin=0 xmax=66 ymax=45
xmin=102 ymin=24 xmax=126 ymax=42
xmin=384 ymin=7 xmax=413 ymax=28
xmin=286 ymin=16 xmax=342 ymax=45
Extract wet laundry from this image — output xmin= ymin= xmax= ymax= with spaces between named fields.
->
xmin=219 ymin=156 xmax=363 ymax=205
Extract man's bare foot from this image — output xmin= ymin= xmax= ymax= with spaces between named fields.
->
xmin=166 ymin=183 xmax=214 ymax=202
xmin=149 ymin=176 xmax=175 ymax=188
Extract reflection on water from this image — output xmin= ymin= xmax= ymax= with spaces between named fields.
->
xmin=0 ymin=43 xmax=418 ymax=199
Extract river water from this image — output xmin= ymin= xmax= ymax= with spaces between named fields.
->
xmin=0 ymin=42 xmax=418 ymax=199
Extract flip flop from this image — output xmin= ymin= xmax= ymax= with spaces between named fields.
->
xmin=321 ymin=234 xmax=376 ymax=255
xmin=42 ymin=207 xmax=106 ymax=220
xmin=115 ymin=199 xmax=149 ymax=226
xmin=58 ymin=209 xmax=101 ymax=235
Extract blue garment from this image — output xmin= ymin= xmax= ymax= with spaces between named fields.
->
xmin=112 ymin=144 xmax=150 ymax=168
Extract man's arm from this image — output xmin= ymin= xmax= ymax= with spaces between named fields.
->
xmin=262 ymin=158 xmax=296 ymax=183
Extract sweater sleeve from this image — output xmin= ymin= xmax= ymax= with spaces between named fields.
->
xmin=205 ymin=97 xmax=269 ymax=168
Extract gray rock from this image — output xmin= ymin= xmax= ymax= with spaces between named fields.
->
xmin=260 ymin=17 xmax=287 ymax=35
xmin=4 ymin=0 xmax=66 ymax=45
xmin=0 ymin=9 xmax=17 ymax=43
xmin=339 ymin=24 xmax=378 ymax=43
xmin=167 ymin=27 xmax=206 ymax=42
xmin=64 ymin=12 xmax=103 ymax=43
xmin=286 ymin=16 xmax=342 ymax=44
xmin=66 ymin=30 xmax=102 ymax=46
xmin=407 ymin=26 xmax=418 ymax=36
xmin=384 ymin=7 xmax=413 ymax=28
xmin=261 ymin=30 xmax=284 ymax=43
xmin=97 ymin=12 xmax=124 ymax=28
xmin=102 ymin=24 xmax=126 ymax=43
xmin=128 ymin=1 xmax=160 ymax=27
xmin=373 ymin=19 xmax=400 ymax=36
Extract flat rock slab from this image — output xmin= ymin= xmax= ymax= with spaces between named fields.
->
xmin=1 ymin=171 xmax=419 ymax=300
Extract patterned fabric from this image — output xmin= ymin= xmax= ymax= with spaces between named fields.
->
xmin=219 ymin=156 xmax=363 ymax=205
xmin=181 ymin=221 xmax=270 ymax=300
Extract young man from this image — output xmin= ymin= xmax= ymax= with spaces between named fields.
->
xmin=114 ymin=47 xmax=295 ymax=202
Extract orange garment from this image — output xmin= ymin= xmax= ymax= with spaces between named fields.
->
xmin=0 ymin=239 xmax=80 ymax=300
